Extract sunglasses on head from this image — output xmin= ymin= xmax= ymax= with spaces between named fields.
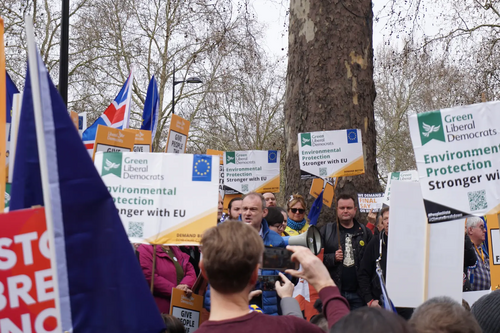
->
xmin=290 ymin=208 xmax=305 ymax=214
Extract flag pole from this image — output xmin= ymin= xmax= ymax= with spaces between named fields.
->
xmin=0 ymin=17 xmax=6 ymax=211
xmin=25 ymin=15 xmax=63 ymax=331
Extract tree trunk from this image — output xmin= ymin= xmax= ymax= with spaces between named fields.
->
xmin=284 ymin=0 xmax=381 ymax=226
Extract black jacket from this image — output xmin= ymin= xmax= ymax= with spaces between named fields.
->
xmin=358 ymin=232 xmax=387 ymax=304
xmin=320 ymin=219 xmax=372 ymax=291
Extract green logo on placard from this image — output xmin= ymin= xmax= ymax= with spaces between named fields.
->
xmin=4 ymin=183 xmax=11 ymax=210
xmin=417 ymin=110 xmax=445 ymax=145
xmin=301 ymin=133 xmax=311 ymax=147
xmin=390 ymin=172 xmax=400 ymax=180
xmin=226 ymin=152 xmax=235 ymax=164
xmin=102 ymin=152 xmax=122 ymax=177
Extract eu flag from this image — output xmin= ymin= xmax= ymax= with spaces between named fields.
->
xmin=347 ymin=129 xmax=358 ymax=143
xmin=268 ymin=150 xmax=277 ymax=163
xmin=193 ymin=155 xmax=212 ymax=181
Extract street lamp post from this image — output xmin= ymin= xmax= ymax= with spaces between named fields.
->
xmin=172 ymin=64 xmax=202 ymax=115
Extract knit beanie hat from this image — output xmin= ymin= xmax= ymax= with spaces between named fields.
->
xmin=471 ymin=290 xmax=500 ymax=333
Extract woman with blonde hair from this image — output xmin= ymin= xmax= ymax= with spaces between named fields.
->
xmin=285 ymin=194 xmax=310 ymax=236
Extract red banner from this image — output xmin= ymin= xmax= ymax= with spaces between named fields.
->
xmin=0 ymin=207 xmax=58 ymax=332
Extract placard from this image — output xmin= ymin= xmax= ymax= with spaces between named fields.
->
xmin=223 ymin=150 xmax=280 ymax=194
xmin=0 ymin=207 xmax=59 ymax=332
xmin=386 ymin=181 xmax=464 ymax=308
xmin=170 ymin=288 xmax=203 ymax=332
xmin=206 ymin=149 xmax=224 ymax=196
xmin=486 ymin=212 xmax=500 ymax=290
xmin=124 ymin=128 xmax=152 ymax=152
xmin=165 ymin=114 xmax=190 ymax=153
xmin=70 ymin=111 xmax=79 ymax=129
xmin=94 ymin=152 xmax=219 ymax=245
xmin=78 ymin=112 xmax=87 ymax=137
xmin=298 ymin=129 xmax=364 ymax=179
xmin=92 ymin=125 xmax=135 ymax=161
xmin=357 ymin=193 xmax=384 ymax=213
xmin=309 ymin=179 xmax=335 ymax=208
xmin=383 ymin=170 xmax=419 ymax=205
xmin=409 ymin=102 xmax=500 ymax=222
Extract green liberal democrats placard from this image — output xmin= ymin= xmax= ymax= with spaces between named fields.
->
xmin=223 ymin=150 xmax=280 ymax=194
xmin=409 ymin=101 xmax=500 ymax=222
xmin=94 ymin=152 xmax=219 ymax=245
xmin=298 ymin=129 xmax=364 ymax=179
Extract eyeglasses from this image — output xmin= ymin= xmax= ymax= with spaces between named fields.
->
xmin=290 ymin=208 xmax=305 ymax=214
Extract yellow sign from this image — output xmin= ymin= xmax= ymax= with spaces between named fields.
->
xmin=323 ymin=182 xmax=334 ymax=208
xmin=92 ymin=125 xmax=135 ymax=161
xmin=0 ymin=18 xmax=6 ymax=209
xmin=486 ymin=213 xmax=500 ymax=290
xmin=70 ymin=111 xmax=79 ymax=130
xmin=206 ymin=149 xmax=224 ymax=165
xmin=309 ymin=178 xmax=324 ymax=198
xmin=124 ymin=129 xmax=152 ymax=153
xmin=165 ymin=114 xmax=190 ymax=153
xmin=170 ymin=288 xmax=203 ymax=332
xmin=309 ymin=179 xmax=334 ymax=208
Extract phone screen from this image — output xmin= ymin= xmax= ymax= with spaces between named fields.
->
xmin=257 ymin=275 xmax=280 ymax=291
xmin=262 ymin=247 xmax=297 ymax=270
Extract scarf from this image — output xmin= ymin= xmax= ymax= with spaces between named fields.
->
xmin=287 ymin=217 xmax=306 ymax=231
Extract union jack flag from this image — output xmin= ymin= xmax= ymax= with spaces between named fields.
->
xmin=82 ymin=71 xmax=134 ymax=154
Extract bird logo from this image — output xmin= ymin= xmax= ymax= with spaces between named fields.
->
xmin=104 ymin=159 xmax=120 ymax=171
xmin=421 ymin=123 xmax=441 ymax=137
xmin=302 ymin=137 xmax=310 ymax=145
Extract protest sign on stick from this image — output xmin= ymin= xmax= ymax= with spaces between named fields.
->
xmin=382 ymin=170 xmax=419 ymax=205
xmin=223 ymin=150 xmax=280 ymax=194
xmin=95 ymin=152 xmax=219 ymax=245
xmin=0 ymin=207 xmax=59 ymax=332
xmin=486 ymin=211 xmax=500 ymax=290
xmin=206 ymin=149 xmax=224 ymax=197
xmin=92 ymin=125 xmax=135 ymax=160
xmin=124 ymin=128 xmax=152 ymax=152
xmin=357 ymin=193 xmax=384 ymax=213
xmin=387 ymin=180 xmax=464 ymax=308
xmin=165 ymin=114 xmax=190 ymax=153
xmin=409 ymin=102 xmax=500 ymax=222
xmin=170 ymin=288 xmax=203 ymax=333
xmin=298 ymin=129 xmax=364 ymax=180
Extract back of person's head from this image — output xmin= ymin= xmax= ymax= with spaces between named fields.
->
xmin=161 ymin=314 xmax=185 ymax=333
xmin=200 ymin=221 xmax=263 ymax=294
xmin=410 ymin=296 xmax=482 ymax=333
xmin=310 ymin=314 xmax=328 ymax=332
xmin=266 ymin=206 xmax=284 ymax=227
xmin=471 ymin=290 xmax=500 ymax=333
xmin=330 ymin=307 xmax=413 ymax=333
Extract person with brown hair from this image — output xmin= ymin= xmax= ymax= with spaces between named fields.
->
xmin=331 ymin=307 xmax=414 ymax=333
xmin=197 ymin=221 xmax=349 ymax=332
xmin=286 ymin=193 xmax=310 ymax=236
xmin=409 ymin=296 xmax=482 ymax=333
xmin=263 ymin=192 xmax=277 ymax=207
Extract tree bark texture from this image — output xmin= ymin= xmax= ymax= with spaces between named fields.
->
xmin=284 ymin=0 xmax=381 ymax=226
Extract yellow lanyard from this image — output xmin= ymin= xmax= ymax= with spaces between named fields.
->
xmin=475 ymin=245 xmax=484 ymax=263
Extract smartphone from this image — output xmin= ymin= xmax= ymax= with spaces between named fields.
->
xmin=257 ymin=275 xmax=280 ymax=291
xmin=262 ymin=247 xmax=298 ymax=270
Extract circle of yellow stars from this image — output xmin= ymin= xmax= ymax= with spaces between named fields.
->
xmin=348 ymin=131 xmax=357 ymax=141
xmin=194 ymin=158 xmax=210 ymax=176
xmin=269 ymin=151 xmax=277 ymax=161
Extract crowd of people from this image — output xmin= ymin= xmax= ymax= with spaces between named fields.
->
xmin=134 ymin=191 xmax=495 ymax=333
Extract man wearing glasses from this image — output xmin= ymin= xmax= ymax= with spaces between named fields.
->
xmin=465 ymin=216 xmax=490 ymax=291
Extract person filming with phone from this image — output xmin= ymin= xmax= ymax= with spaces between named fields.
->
xmin=196 ymin=221 xmax=349 ymax=332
